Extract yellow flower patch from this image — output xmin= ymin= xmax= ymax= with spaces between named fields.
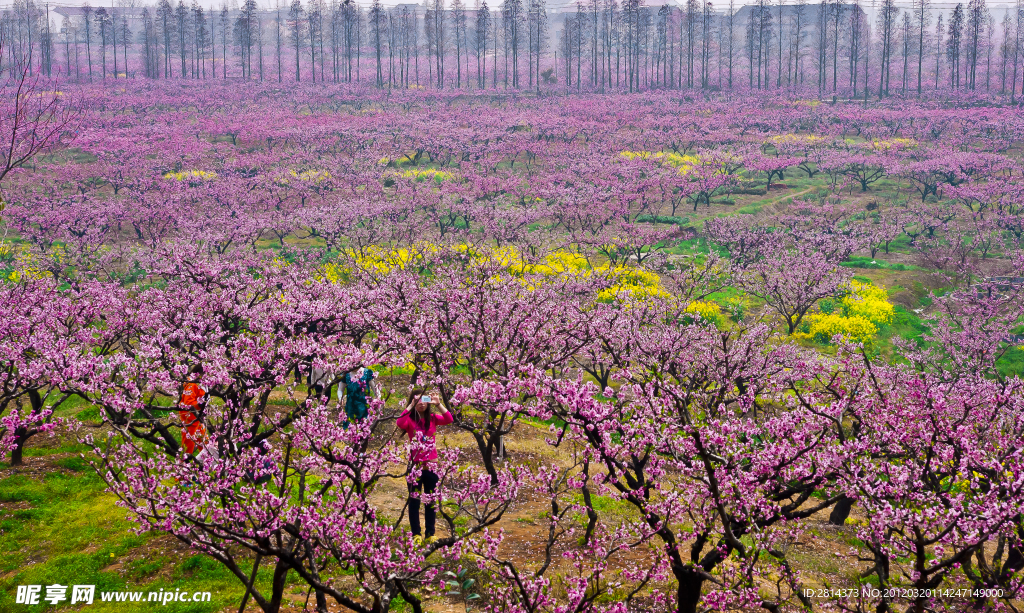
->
xmin=395 ymin=168 xmax=456 ymax=183
xmin=871 ymin=138 xmax=917 ymax=151
xmin=619 ymin=151 xmax=702 ymax=174
xmin=842 ymin=280 xmax=895 ymax=325
xmin=800 ymin=313 xmax=878 ymax=343
xmin=163 ymin=170 xmax=217 ymax=182
xmin=595 ymin=265 xmax=669 ymax=303
xmin=685 ymin=300 xmax=722 ymax=322
xmin=768 ymin=134 xmax=826 ymax=146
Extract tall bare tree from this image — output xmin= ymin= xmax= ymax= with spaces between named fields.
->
xmin=999 ymin=9 xmax=1012 ymax=92
xmin=685 ymin=0 xmax=696 ymax=85
xmin=848 ymin=1 xmax=863 ymax=94
xmin=451 ymin=0 xmax=466 ymax=87
xmin=176 ymin=0 xmax=188 ymax=77
xmin=947 ymin=3 xmax=963 ymax=87
xmin=914 ymin=0 xmax=929 ymax=94
xmin=81 ymin=4 xmax=93 ymax=78
xmin=476 ymin=0 xmax=491 ymax=87
xmin=308 ymin=0 xmax=322 ymax=83
xmin=289 ymin=0 xmax=304 ymax=81
xmin=702 ymin=0 xmax=711 ymax=87
xmin=369 ymin=0 xmax=384 ymax=86
xmin=1013 ymin=0 xmax=1022 ymax=99
xmin=219 ymin=3 xmax=228 ymax=78
xmin=900 ymin=11 xmax=912 ymax=92
xmin=276 ymin=1 xmax=283 ymax=81
xmin=775 ymin=0 xmax=783 ymax=87
xmin=431 ymin=0 xmax=445 ymax=86
xmin=501 ymin=0 xmax=522 ymax=88
xmin=965 ymin=0 xmax=987 ymax=89
xmin=877 ymin=0 xmax=899 ymax=95
xmin=727 ymin=0 xmax=736 ymax=87
xmin=934 ymin=11 xmax=943 ymax=89
xmin=830 ymin=0 xmax=843 ymax=92
xmin=96 ymin=6 xmax=108 ymax=79
xmin=157 ymin=0 xmax=173 ymax=77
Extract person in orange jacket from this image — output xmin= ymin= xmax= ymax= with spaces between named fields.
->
xmin=178 ymin=382 xmax=209 ymax=455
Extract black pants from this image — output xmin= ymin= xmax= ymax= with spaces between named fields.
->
xmin=407 ymin=468 xmax=439 ymax=537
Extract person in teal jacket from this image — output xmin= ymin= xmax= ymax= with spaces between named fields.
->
xmin=339 ymin=367 xmax=377 ymax=427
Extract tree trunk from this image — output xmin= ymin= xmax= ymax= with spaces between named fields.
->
xmin=314 ymin=588 xmax=328 ymax=613
xmin=581 ymin=460 xmax=598 ymax=546
xmin=471 ymin=430 xmax=499 ymax=486
xmin=675 ymin=568 xmax=705 ymax=613
xmin=265 ymin=558 xmax=290 ymax=613
xmin=999 ymin=517 xmax=1024 ymax=582
xmin=828 ymin=495 xmax=855 ymax=525
xmin=9 ymin=431 xmax=26 ymax=467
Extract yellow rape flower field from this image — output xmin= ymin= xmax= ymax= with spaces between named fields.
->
xmin=870 ymin=138 xmax=917 ymax=151
xmin=798 ymin=280 xmax=895 ymax=344
xmin=394 ymin=168 xmax=457 ymax=183
xmin=320 ymin=244 xmax=680 ymax=306
xmin=684 ymin=300 xmax=723 ymax=323
xmin=619 ymin=150 xmax=701 ymax=173
xmin=5 ymin=245 xmax=63 ymax=283
xmin=768 ymin=134 xmax=827 ymax=146
xmin=163 ymin=170 xmax=218 ymax=182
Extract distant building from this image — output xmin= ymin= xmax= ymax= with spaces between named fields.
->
xmin=52 ymin=5 xmax=147 ymax=25
xmin=733 ymin=2 xmax=866 ymax=30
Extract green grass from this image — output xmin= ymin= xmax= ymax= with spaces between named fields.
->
xmin=48 ymin=394 xmax=95 ymax=421
xmin=36 ymin=148 xmax=98 ymax=165
xmin=840 ymin=256 xmax=922 ymax=271
xmin=877 ymin=306 xmax=929 ymax=346
xmin=0 ymin=466 xmax=145 ymax=608
xmin=0 ymin=445 xmax=300 ymax=612
xmin=571 ymin=493 xmax=634 ymax=517
xmin=879 ymin=234 xmax=917 ymax=255
xmin=997 ymin=346 xmax=1024 ymax=379
xmin=22 ymin=442 xmax=93 ymax=459
xmin=665 ymin=236 xmax=729 ymax=257
xmin=635 ymin=214 xmax=690 ymax=225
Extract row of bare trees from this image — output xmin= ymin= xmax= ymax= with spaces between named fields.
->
xmin=554 ymin=0 xmax=1020 ymax=97
xmin=2 ymin=0 xmax=1024 ymax=96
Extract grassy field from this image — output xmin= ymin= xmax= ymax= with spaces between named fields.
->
xmin=0 ymin=437 xmax=302 ymax=613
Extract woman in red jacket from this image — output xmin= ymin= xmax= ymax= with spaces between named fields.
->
xmin=396 ymin=388 xmax=453 ymax=543
xmin=178 ymin=382 xmax=208 ymax=455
